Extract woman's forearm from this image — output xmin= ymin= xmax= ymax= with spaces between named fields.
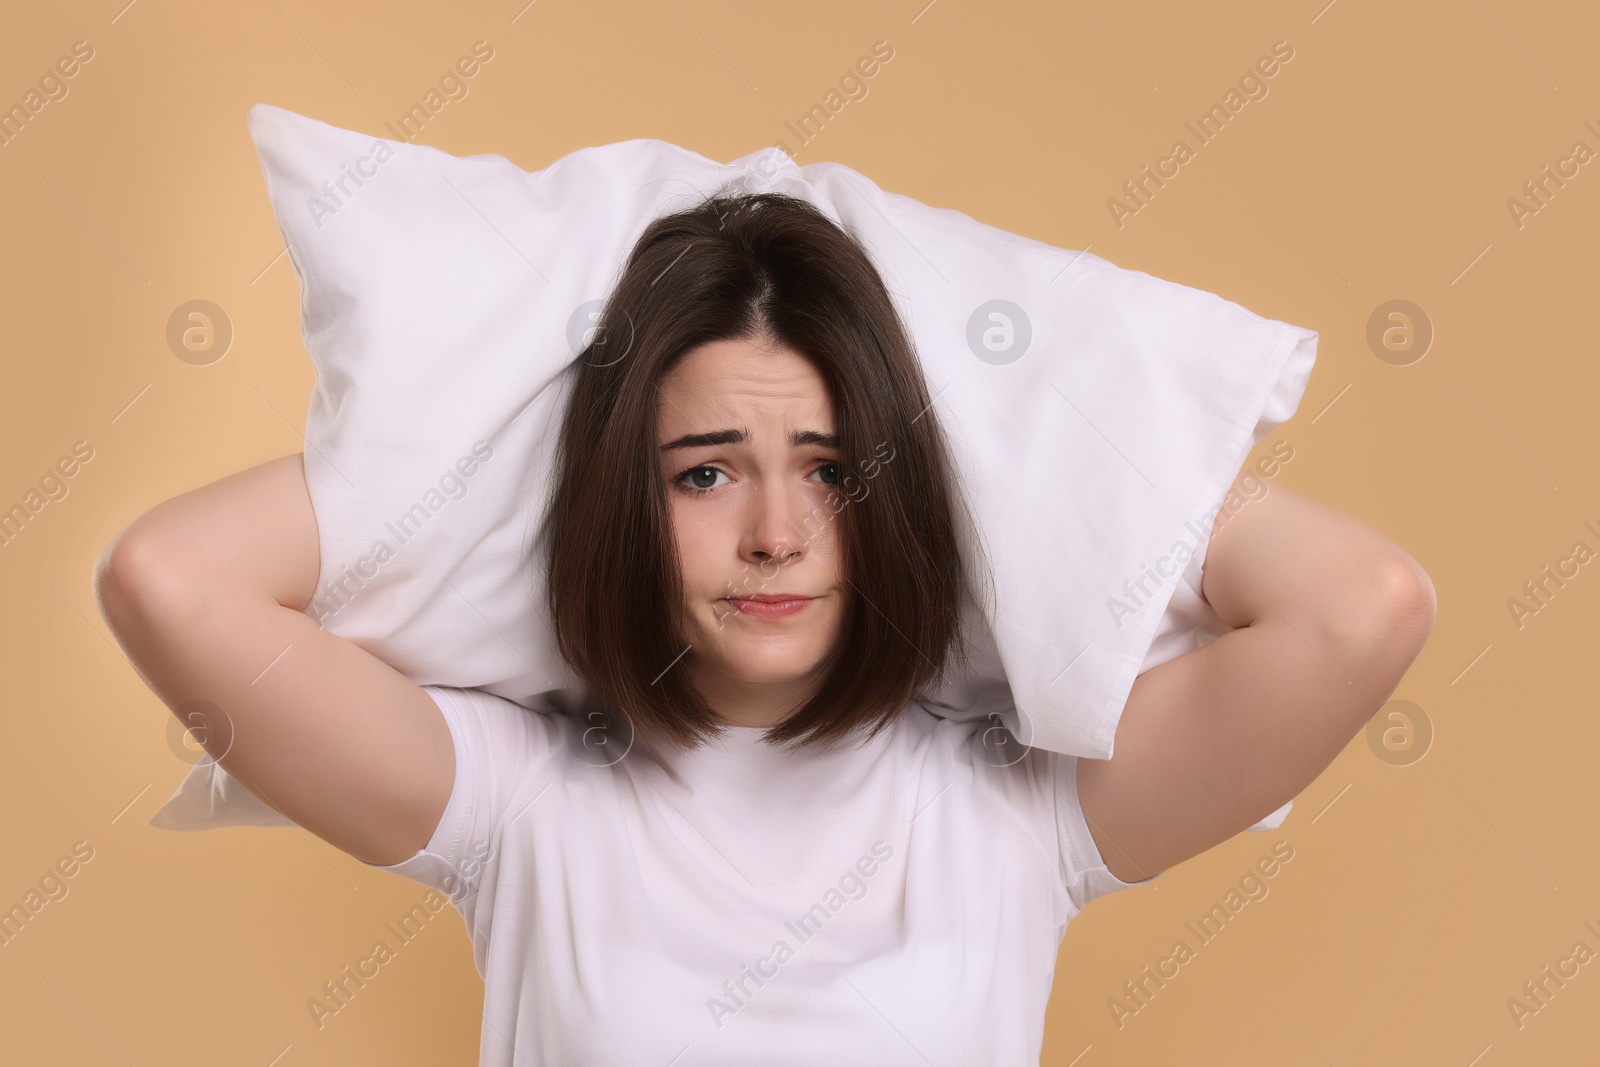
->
xmin=93 ymin=452 xmax=333 ymax=805
xmin=96 ymin=454 xmax=322 ymax=613
xmin=1200 ymin=480 xmax=1436 ymax=654
xmin=94 ymin=454 xmax=456 ymax=865
xmin=1076 ymin=481 xmax=1436 ymax=883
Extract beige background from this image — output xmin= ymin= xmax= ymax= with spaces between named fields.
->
xmin=2 ymin=0 xmax=1595 ymax=1062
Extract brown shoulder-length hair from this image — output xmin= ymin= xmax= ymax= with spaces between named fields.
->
xmin=540 ymin=188 xmax=984 ymax=753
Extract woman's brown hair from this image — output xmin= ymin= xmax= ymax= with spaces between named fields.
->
xmin=540 ymin=187 xmax=983 ymax=752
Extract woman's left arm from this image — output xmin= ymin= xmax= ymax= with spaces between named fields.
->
xmin=1076 ymin=480 xmax=1437 ymax=884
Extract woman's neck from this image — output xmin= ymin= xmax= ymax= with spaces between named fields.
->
xmin=689 ymin=663 xmax=818 ymax=729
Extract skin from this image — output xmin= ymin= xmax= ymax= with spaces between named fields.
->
xmin=655 ymin=335 xmax=848 ymax=729
xmin=93 ymin=453 xmax=454 ymax=867
xmin=1080 ymin=481 xmax=1435 ymax=881
xmin=92 ymin=335 xmax=1436 ymax=883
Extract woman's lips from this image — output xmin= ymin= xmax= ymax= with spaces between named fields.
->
xmin=723 ymin=595 xmax=815 ymax=620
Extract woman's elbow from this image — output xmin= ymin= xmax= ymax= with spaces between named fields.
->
xmin=93 ymin=523 xmax=202 ymax=633
xmin=1324 ymin=549 xmax=1437 ymax=670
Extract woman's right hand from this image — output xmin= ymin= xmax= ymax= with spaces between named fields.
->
xmin=93 ymin=453 xmax=454 ymax=866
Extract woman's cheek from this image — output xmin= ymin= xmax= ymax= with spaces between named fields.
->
xmin=673 ymin=501 xmax=726 ymax=593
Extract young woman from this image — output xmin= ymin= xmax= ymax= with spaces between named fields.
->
xmin=94 ymin=193 xmax=1435 ymax=1065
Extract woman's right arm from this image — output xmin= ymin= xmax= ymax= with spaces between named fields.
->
xmin=92 ymin=453 xmax=454 ymax=867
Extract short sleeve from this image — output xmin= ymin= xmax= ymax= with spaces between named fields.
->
xmin=1052 ymin=751 xmax=1165 ymax=911
xmin=359 ymin=685 xmax=562 ymax=903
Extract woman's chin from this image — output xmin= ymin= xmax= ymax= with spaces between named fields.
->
xmin=694 ymin=647 xmax=829 ymax=690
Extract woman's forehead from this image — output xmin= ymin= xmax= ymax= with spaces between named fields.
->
xmin=658 ymin=339 xmax=835 ymax=432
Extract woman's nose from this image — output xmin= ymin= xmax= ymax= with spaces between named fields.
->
xmin=740 ymin=477 xmax=810 ymax=567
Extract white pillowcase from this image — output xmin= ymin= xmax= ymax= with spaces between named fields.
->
xmin=151 ymin=104 xmax=1313 ymax=833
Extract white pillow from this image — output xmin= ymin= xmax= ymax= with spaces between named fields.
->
xmin=151 ymin=104 xmax=1313 ymax=833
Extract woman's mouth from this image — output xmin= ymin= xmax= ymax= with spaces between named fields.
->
xmin=722 ymin=594 xmax=816 ymax=620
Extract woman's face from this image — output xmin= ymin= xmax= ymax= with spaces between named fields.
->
xmin=656 ymin=335 xmax=848 ymax=724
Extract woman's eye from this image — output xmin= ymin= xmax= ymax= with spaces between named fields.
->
xmin=675 ymin=462 xmax=839 ymax=496
xmin=677 ymin=466 xmax=728 ymax=494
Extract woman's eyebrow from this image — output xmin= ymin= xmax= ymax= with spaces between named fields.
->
xmin=658 ymin=428 xmax=839 ymax=451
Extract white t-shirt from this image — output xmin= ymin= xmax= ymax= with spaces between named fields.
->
xmin=365 ymin=685 xmax=1159 ymax=1066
